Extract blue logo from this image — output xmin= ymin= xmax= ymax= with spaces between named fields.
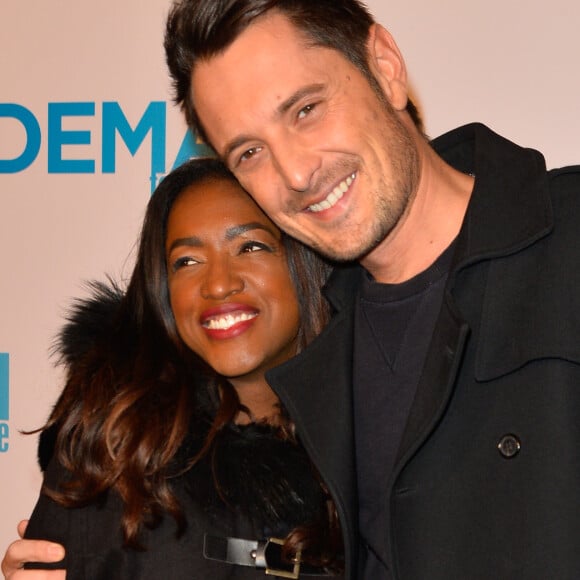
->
xmin=0 ymin=101 xmax=214 ymax=193
xmin=0 ymin=353 xmax=8 ymax=452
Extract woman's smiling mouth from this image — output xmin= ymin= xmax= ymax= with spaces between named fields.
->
xmin=203 ymin=310 xmax=258 ymax=330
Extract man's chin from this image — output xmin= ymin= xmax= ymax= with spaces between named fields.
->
xmin=313 ymin=239 xmax=377 ymax=263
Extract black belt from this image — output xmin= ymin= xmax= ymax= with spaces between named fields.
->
xmin=203 ymin=534 xmax=332 ymax=578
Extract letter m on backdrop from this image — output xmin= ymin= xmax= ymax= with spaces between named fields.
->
xmin=102 ymin=101 xmax=166 ymax=180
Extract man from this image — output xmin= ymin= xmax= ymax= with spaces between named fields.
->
xmin=5 ymin=1 xmax=580 ymax=578
xmin=163 ymin=2 xmax=580 ymax=578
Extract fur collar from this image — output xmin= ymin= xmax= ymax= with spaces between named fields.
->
xmin=183 ymin=422 xmax=328 ymax=535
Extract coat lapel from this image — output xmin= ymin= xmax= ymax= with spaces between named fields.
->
xmin=266 ymin=266 xmax=360 ymax=577
xmin=394 ymin=297 xmax=469 ymax=466
xmin=395 ymin=123 xmax=553 ymax=469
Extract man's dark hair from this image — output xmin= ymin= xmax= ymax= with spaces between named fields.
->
xmin=165 ymin=0 xmax=423 ymax=145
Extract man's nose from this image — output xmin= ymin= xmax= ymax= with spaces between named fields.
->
xmin=271 ymin=140 xmax=321 ymax=193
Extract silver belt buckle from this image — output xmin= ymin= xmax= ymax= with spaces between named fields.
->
xmin=258 ymin=537 xmax=302 ymax=579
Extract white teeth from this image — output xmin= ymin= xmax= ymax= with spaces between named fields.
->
xmin=309 ymin=173 xmax=356 ymax=213
xmin=204 ymin=312 xmax=257 ymax=330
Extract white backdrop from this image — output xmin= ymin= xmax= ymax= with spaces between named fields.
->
xmin=1 ymin=0 xmax=579 ymax=552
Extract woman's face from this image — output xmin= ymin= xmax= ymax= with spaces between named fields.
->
xmin=166 ymin=177 xmax=300 ymax=388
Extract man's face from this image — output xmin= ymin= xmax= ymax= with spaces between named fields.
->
xmin=192 ymin=13 xmax=420 ymax=262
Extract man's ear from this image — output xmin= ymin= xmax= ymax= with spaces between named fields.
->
xmin=366 ymin=24 xmax=408 ymax=111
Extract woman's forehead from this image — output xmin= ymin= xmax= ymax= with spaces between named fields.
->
xmin=169 ymin=177 xmax=279 ymax=234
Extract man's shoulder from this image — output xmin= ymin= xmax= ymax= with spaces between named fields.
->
xmin=534 ymin=165 xmax=580 ymax=259
xmin=548 ymin=164 xmax=580 ymax=188
xmin=547 ymin=165 xmax=580 ymax=210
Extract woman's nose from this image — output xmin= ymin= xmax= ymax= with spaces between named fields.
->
xmin=200 ymin=259 xmax=244 ymax=300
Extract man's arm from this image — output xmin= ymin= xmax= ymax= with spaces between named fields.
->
xmin=1 ymin=521 xmax=65 ymax=580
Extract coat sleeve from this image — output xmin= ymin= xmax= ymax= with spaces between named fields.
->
xmin=23 ymin=457 xmax=83 ymax=575
xmin=24 ymin=456 xmax=133 ymax=579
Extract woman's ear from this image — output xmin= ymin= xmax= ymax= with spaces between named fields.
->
xmin=366 ymin=24 xmax=409 ymax=111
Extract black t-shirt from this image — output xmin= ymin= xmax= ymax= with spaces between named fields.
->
xmin=353 ymin=242 xmax=455 ymax=579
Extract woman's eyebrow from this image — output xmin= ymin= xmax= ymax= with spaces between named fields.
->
xmin=225 ymin=222 xmax=278 ymax=241
xmin=167 ymin=222 xmax=278 ymax=254
xmin=167 ymin=235 xmax=203 ymax=254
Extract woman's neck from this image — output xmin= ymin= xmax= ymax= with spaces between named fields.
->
xmin=230 ymin=376 xmax=282 ymax=425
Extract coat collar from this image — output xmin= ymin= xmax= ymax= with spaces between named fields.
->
xmin=435 ymin=123 xmax=552 ymax=272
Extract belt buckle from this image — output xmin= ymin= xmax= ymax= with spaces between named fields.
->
xmin=263 ymin=537 xmax=302 ymax=579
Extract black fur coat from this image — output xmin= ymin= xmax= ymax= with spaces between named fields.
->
xmin=25 ymin=283 xmax=339 ymax=579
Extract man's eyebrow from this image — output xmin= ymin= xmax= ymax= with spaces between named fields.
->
xmin=225 ymin=222 xmax=278 ymax=241
xmin=223 ymin=135 xmax=254 ymax=163
xmin=276 ymin=83 xmax=325 ymax=116
xmin=222 ymin=83 xmax=326 ymax=161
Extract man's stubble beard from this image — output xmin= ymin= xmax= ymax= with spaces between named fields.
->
xmin=313 ymin=109 xmax=421 ymax=263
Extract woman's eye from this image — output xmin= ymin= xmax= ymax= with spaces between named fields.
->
xmin=172 ymin=256 xmax=198 ymax=271
xmin=240 ymin=241 xmax=271 ymax=254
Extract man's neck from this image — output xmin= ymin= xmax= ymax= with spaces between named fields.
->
xmin=361 ymin=141 xmax=474 ymax=284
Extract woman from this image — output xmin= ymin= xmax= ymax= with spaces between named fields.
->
xmin=3 ymin=158 xmax=342 ymax=579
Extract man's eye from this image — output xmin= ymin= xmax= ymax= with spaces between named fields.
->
xmin=297 ymin=103 xmax=316 ymax=120
xmin=240 ymin=146 xmax=261 ymax=163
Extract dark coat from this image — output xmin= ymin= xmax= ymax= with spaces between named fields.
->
xmin=267 ymin=124 xmax=580 ymax=579
xmin=27 ymin=426 xmax=337 ymax=579
xmin=24 ymin=287 xmax=342 ymax=579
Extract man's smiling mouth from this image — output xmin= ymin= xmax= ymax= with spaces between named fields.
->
xmin=308 ymin=172 xmax=356 ymax=213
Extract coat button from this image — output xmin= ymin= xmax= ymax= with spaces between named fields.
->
xmin=497 ymin=434 xmax=521 ymax=458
